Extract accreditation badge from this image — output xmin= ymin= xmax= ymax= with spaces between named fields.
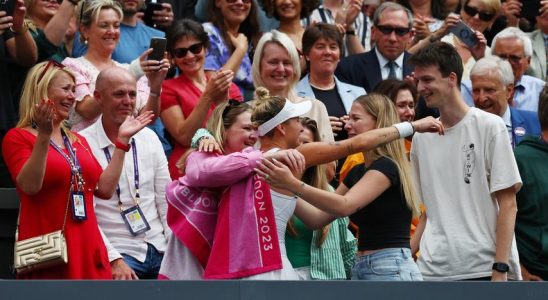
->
xmin=71 ymin=191 xmax=87 ymax=221
xmin=121 ymin=205 xmax=151 ymax=236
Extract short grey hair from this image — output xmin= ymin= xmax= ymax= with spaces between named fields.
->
xmin=373 ymin=2 xmax=414 ymax=29
xmin=470 ymin=56 xmax=514 ymax=86
xmin=491 ymin=27 xmax=533 ymax=58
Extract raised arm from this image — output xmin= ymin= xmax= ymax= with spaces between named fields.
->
xmin=43 ymin=0 xmax=78 ymax=46
xmin=139 ymin=49 xmax=170 ymax=120
xmin=4 ymin=0 xmax=37 ymax=66
xmin=298 ymin=117 xmax=444 ymax=168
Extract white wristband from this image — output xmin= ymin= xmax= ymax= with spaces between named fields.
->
xmin=393 ymin=122 xmax=414 ymax=138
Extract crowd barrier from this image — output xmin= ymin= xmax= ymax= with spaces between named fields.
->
xmin=1 ymin=189 xmax=547 ymax=300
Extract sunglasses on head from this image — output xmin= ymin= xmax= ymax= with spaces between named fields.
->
xmin=375 ymin=25 xmax=411 ymax=36
xmin=222 ymin=99 xmax=242 ymax=119
xmin=226 ymin=0 xmax=252 ymax=3
xmin=37 ymin=60 xmax=65 ymax=83
xmin=172 ymin=43 xmax=204 ymax=58
xmin=463 ymin=5 xmax=495 ymax=22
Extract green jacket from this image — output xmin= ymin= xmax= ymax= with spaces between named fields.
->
xmin=514 ymin=135 xmax=548 ymax=279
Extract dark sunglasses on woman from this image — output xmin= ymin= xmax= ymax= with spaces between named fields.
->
xmin=463 ymin=5 xmax=495 ymax=22
xmin=172 ymin=43 xmax=204 ymax=58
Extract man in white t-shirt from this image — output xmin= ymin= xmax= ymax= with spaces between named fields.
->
xmin=409 ymin=42 xmax=522 ymax=281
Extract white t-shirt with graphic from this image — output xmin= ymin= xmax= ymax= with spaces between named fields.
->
xmin=410 ymin=107 xmax=522 ymax=281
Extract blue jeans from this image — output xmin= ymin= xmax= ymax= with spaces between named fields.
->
xmin=122 ymin=244 xmax=164 ymax=279
xmin=351 ymin=248 xmax=423 ymax=281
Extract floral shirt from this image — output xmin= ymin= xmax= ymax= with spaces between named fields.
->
xmin=202 ymin=22 xmax=254 ymax=93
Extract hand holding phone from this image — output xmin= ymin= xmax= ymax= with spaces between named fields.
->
xmin=143 ymin=1 xmax=163 ymax=27
xmin=0 ymin=0 xmax=16 ymax=17
xmin=449 ymin=20 xmax=478 ymax=49
xmin=148 ymin=37 xmax=167 ymax=61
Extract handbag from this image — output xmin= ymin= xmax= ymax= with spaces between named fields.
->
xmin=13 ymin=190 xmax=71 ymax=274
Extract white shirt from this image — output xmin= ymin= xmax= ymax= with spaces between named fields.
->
xmin=375 ymin=48 xmax=405 ymax=80
xmin=502 ymin=106 xmax=513 ymax=145
xmin=411 ymin=108 xmax=522 ymax=280
xmin=80 ymin=118 xmax=171 ymax=262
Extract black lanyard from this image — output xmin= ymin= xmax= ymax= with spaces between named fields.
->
xmin=103 ymin=139 xmax=140 ymax=209
xmin=49 ymin=129 xmax=84 ymax=191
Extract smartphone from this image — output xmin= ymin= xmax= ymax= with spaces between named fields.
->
xmin=148 ymin=37 xmax=167 ymax=61
xmin=520 ymin=0 xmax=541 ymax=21
xmin=143 ymin=1 xmax=163 ymax=27
xmin=0 ymin=0 xmax=16 ymax=17
xmin=449 ymin=21 xmax=478 ymax=48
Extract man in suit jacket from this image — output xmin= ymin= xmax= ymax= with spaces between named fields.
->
xmin=526 ymin=11 xmax=548 ymax=81
xmin=335 ymin=1 xmax=414 ymax=93
xmin=471 ymin=56 xmax=540 ymax=148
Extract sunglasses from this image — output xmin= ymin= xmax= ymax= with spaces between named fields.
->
xmin=496 ymin=54 xmax=524 ymax=64
xmin=222 ymin=99 xmax=242 ymax=119
xmin=463 ymin=5 xmax=495 ymax=22
xmin=172 ymin=43 xmax=204 ymax=58
xmin=375 ymin=25 xmax=411 ymax=36
xmin=37 ymin=60 xmax=65 ymax=83
xmin=226 ymin=0 xmax=252 ymax=3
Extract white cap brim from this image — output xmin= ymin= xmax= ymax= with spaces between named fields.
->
xmin=257 ymin=99 xmax=312 ymax=136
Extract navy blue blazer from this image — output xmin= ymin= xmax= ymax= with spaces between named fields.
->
xmin=511 ymin=107 xmax=541 ymax=147
xmin=334 ymin=49 xmax=414 ymax=93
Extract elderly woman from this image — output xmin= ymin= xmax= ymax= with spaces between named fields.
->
xmin=410 ymin=0 xmax=501 ymax=81
xmin=160 ymin=19 xmax=241 ymax=179
xmin=2 ymin=60 xmax=152 ymax=279
xmin=203 ymin=0 xmax=261 ymax=100
xmin=296 ymin=23 xmax=366 ymax=141
xmin=252 ymin=29 xmax=334 ymax=144
xmin=62 ymin=0 xmax=168 ymax=132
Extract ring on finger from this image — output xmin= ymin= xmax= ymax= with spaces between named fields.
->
xmin=265 ymin=175 xmax=270 ymax=181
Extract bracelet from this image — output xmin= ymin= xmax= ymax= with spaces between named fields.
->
xmin=345 ymin=29 xmax=356 ymax=36
xmin=9 ymin=23 xmax=28 ymax=35
xmin=114 ymin=139 xmax=131 ymax=152
xmin=293 ymin=181 xmax=305 ymax=198
xmin=393 ymin=122 xmax=414 ymax=138
xmin=149 ymin=90 xmax=161 ymax=98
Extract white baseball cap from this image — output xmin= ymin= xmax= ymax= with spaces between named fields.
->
xmin=257 ymin=99 xmax=312 ymax=136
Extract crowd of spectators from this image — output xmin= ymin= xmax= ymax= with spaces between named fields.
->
xmin=2 ymin=0 xmax=548 ymax=282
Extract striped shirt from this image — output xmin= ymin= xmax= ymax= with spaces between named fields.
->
xmin=302 ymin=5 xmax=372 ymax=54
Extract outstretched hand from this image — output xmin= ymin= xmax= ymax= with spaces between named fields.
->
xmin=117 ymin=111 xmax=154 ymax=142
xmin=411 ymin=116 xmax=445 ymax=135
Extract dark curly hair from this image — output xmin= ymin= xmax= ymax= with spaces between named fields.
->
xmin=261 ymin=0 xmax=321 ymax=20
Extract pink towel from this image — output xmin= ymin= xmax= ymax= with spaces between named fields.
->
xmin=164 ymin=150 xmax=282 ymax=279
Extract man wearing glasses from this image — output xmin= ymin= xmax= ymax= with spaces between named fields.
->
xmin=335 ymin=1 xmax=414 ymax=93
xmin=462 ymin=27 xmax=545 ymax=113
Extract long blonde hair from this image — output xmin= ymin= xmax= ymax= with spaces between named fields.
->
xmin=286 ymin=117 xmax=332 ymax=247
xmin=355 ymin=94 xmax=421 ymax=217
xmin=17 ymin=61 xmax=77 ymax=141
xmin=206 ymin=101 xmax=252 ymax=154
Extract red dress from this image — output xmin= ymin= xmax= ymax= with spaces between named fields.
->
xmin=2 ymin=128 xmax=111 ymax=279
xmin=160 ymin=75 xmax=243 ymax=179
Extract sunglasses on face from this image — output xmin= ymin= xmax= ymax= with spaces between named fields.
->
xmin=226 ymin=0 xmax=252 ymax=3
xmin=375 ymin=25 xmax=411 ymax=37
xmin=463 ymin=5 xmax=495 ymax=22
xmin=172 ymin=43 xmax=204 ymax=58
xmin=37 ymin=60 xmax=65 ymax=83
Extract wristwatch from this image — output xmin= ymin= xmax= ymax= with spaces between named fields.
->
xmin=492 ymin=262 xmax=510 ymax=273
xmin=345 ymin=29 xmax=356 ymax=36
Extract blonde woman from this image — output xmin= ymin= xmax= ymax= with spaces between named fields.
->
xmin=256 ymin=93 xmax=424 ymax=281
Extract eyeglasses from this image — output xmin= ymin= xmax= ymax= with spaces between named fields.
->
xmin=226 ymin=0 xmax=252 ymax=3
xmin=463 ymin=5 xmax=495 ymax=22
xmin=375 ymin=25 xmax=411 ymax=37
xmin=496 ymin=54 xmax=525 ymax=64
xmin=37 ymin=60 xmax=65 ymax=83
xmin=172 ymin=43 xmax=204 ymax=58
xmin=222 ymin=99 xmax=242 ymax=119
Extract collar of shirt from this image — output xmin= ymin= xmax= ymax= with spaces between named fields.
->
xmin=375 ymin=47 xmax=404 ymax=77
xmin=502 ymin=106 xmax=512 ymax=128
